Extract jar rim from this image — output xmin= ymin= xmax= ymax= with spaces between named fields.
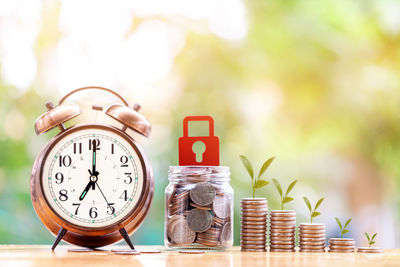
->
xmin=168 ymin=165 xmax=230 ymax=182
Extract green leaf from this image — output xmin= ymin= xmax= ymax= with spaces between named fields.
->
xmin=283 ymin=196 xmax=294 ymax=204
xmin=254 ymin=179 xmax=269 ymax=189
xmin=258 ymin=156 xmax=275 ymax=179
xmin=335 ymin=217 xmax=342 ymax=230
xmin=371 ymin=233 xmax=377 ymax=241
xmin=344 ymin=218 xmax=352 ymax=228
xmin=315 ymin=197 xmax=325 ymax=211
xmin=365 ymin=232 xmax=370 ymax=242
xmin=370 ymin=241 xmax=375 ymax=245
xmin=342 ymin=229 xmax=349 ymax=235
xmin=311 ymin=211 xmax=321 ymax=218
xmin=303 ymin=197 xmax=312 ymax=212
xmin=272 ymin=178 xmax=282 ymax=197
xmin=240 ymin=155 xmax=254 ymax=180
xmin=285 ymin=180 xmax=298 ymax=195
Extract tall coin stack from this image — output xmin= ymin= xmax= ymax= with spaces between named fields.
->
xmin=299 ymin=223 xmax=326 ymax=252
xmin=269 ymin=210 xmax=296 ymax=252
xmin=240 ymin=198 xmax=268 ymax=252
xmin=329 ymin=238 xmax=355 ymax=253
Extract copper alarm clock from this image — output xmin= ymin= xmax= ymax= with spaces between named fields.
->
xmin=30 ymin=87 xmax=154 ymax=250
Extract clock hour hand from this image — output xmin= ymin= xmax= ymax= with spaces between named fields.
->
xmin=79 ymin=181 xmax=94 ymax=201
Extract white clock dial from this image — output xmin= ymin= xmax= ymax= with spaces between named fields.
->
xmin=41 ymin=127 xmax=144 ymax=228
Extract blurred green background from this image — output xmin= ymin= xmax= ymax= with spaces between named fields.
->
xmin=0 ymin=0 xmax=400 ymax=248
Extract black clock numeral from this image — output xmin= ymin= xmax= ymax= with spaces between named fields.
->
xmin=59 ymin=189 xmax=68 ymax=201
xmin=124 ymin=172 xmax=133 ymax=184
xmin=107 ymin=203 xmax=115 ymax=215
xmin=89 ymin=207 xmax=98 ymax=219
xmin=120 ymin=156 xmax=128 ymax=167
xmin=55 ymin=172 xmax=64 ymax=184
xmin=72 ymin=203 xmax=81 ymax=215
xmin=59 ymin=155 xmax=72 ymax=167
xmin=119 ymin=190 xmax=128 ymax=201
xmin=89 ymin=139 xmax=100 ymax=150
xmin=73 ymin=142 xmax=82 ymax=154
xmin=111 ymin=143 xmax=114 ymax=154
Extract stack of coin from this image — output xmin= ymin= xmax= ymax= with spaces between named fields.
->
xmin=299 ymin=223 xmax=326 ymax=252
xmin=240 ymin=198 xmax=268 ymax=252
xmin=329 ymin=238 xmax=355 ymax=253
xmin=269 ymin=210 xmax=296 ymax=252
xmin=166 ymin=180 xmax=233 ymax=248
xmin=168 ymin=188 xmax=189 ymax=216
xmin=357 ymin=247 xmax=384 ymax=253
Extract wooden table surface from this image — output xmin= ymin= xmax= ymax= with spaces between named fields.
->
xmin=0 ymin=245 xmax=399 ymax=267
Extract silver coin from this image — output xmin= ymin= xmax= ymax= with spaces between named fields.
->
xmin=112 ymin=250 xmax=141 ymax=255
xmin=213 ymin=194 xmax=229 ymax=219
xmin=220 ymin=222 xmax=231 ymax=246
xmin=178 ymin=250 xmax=205 ymax=254
xmin=187 ymin=208 xmax=213 ymax=232
xmin=68 ymin=248 xmax=94 ymax=252
xmin=170 ymin=218 xmax=196 ymax=244
xmin=190 ymin=182 xmax=216 ymax=206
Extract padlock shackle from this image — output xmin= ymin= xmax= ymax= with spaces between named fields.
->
xmin=183 ymin=116 xmax=214 ymax=137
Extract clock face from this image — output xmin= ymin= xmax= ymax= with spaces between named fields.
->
xmin=41 ymin=127 xmax=145 ymax=228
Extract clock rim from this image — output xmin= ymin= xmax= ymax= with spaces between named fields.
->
xmin=31 ymin=123 xmax=154 ymax=246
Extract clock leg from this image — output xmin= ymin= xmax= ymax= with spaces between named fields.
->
xmin=119 ymin=228 xmax=135 ymax=250
xmin=52 ymin=228 xmax=67 ymax=251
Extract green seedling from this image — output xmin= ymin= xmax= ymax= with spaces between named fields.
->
xmin=303 ymin=196 xmax=324 ymax=224
xmin=239 ymin=155 xmax=275 ymax=198
xmin=365 ymin=232 xmax=377 ymax=248
xmin=335 ymin=217 xmax=352 ymax=238
xmin=272 ymin=178 xmax=297 ymax=210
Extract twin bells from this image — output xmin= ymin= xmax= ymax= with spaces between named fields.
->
xmin=34 ymin=86 xmax=151 ymax=137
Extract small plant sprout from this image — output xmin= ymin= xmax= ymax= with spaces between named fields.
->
xmin=335 ymin=217 xmax=352 ymax=238
xmin=239 ymin=155 xmax=275 ymax=198
xmin=365 ymin=232 xmax=377 ymax=248
xmin=272 ymin=179 xmax=297 ymax=210
xmin=303 ymin=196 xmax=324 ymax=224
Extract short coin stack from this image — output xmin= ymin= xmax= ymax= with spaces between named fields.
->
xmin=329 ymin=238 xmax=355 ymax=253
xmin=357 ymin=247 xmax=384 ymax=253
xmin=240 ymin=198 xmax=268 ymax=252
xmin=269 ymin=210 xmax=296 ymax=252
xmin=299 ymin=223 xmax=326 ymax=252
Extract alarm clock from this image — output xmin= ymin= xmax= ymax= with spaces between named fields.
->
xmin=30 ymin=86 xmax=154 ymax=250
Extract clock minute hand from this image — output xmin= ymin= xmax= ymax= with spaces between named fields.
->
xmin=92 ymin=139 xmax=97 ymax=177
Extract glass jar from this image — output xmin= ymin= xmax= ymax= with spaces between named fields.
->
xmin=165 ymin=166 xmax=233 ymax=249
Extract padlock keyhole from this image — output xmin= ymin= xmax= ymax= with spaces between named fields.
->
xmin=192 ymin=141 xmax=206 ymax=163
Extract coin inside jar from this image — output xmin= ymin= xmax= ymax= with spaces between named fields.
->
xmin=169 ymin=217 xmax=196 ymax=244
xmin=213 ymin=194 xmax=229 ymax=219
xmin=187 ymin=208 xmax=213 ymax=232
xmin=190 ymin=182 xmax=216 ymax=206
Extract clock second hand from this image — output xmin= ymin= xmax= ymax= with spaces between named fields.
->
xmin=96 ymin=182 xmax=113 ymax=211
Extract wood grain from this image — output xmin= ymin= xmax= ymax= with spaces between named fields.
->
xmin=0 ymin=245 xmax=397 ymax=267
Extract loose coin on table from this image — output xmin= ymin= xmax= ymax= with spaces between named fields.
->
xmin=67 ymin=248 xmax=94 ymax=252
xmin=111 ymin=249 xmax=141 ymax=255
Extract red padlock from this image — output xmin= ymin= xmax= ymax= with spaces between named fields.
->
xmin=179 ymin=116 xmax=219 ymax=166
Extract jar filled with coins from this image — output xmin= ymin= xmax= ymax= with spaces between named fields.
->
xmin=165 ymin=166 xmax=233 ymax=249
